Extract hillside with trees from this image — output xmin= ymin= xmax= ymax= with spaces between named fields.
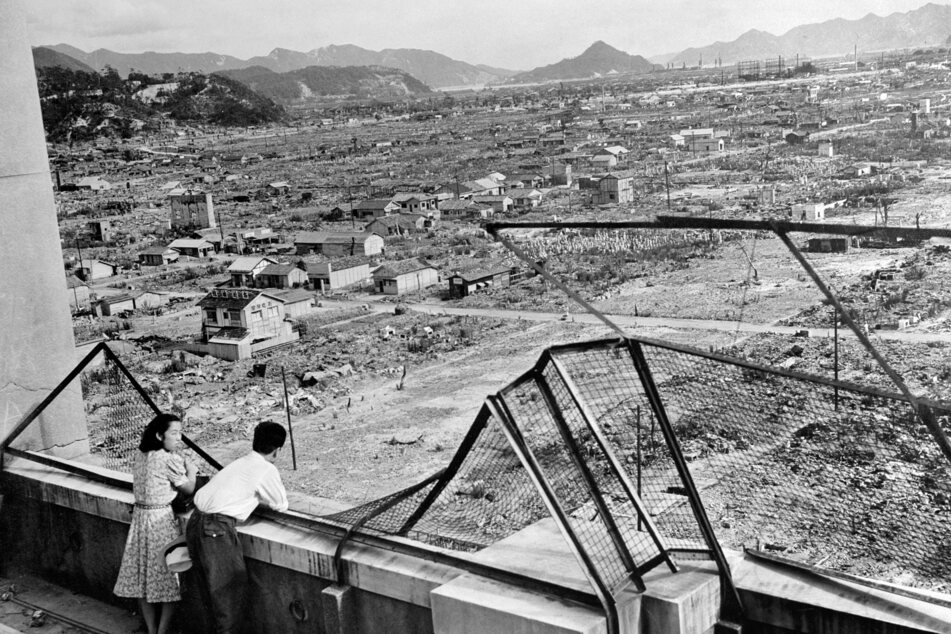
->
xmin=35 ymin=66 xmax=285 ymax=142
xmin=216 ymin=65 xmax=434 ymax=104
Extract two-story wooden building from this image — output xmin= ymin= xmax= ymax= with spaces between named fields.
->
xmin=197 ymin=288 xmax=300 ymax=360
xmin=593 ymin=173 xmax=635 ymax=205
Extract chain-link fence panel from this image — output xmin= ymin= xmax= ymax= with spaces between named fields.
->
xmin=500 ymin=371 xmax=637 ymax=594
xmin=637 ymin=339 xmax=951 ymax=590
xmin=82 ymin=357 xmax=162 ymax=472
xmin=538 ymin=358 xmax=668 ymax=571
xmin=550 ymin=343 xmax=706 ymax=550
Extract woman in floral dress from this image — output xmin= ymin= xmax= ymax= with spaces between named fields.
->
xmin=114 ymin=413 xmax=196 ymax=634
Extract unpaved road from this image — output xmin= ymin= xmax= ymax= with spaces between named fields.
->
xmin=323 ymin=298 xmax=951 ymax=344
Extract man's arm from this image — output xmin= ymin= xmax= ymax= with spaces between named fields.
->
xmin=257 ymin=465 xmax=289 ymax=513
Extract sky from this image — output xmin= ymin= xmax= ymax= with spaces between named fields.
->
xmin=22 ymin=0 xmax=951 ymax=70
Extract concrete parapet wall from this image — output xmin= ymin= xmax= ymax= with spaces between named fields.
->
xmin=0 ymin=459 xmax=447 ymax=633
xmin=731 ymin=552 xmax=951 ymax=634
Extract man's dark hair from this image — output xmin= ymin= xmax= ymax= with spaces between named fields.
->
xmin=253 ymin=421 xmax=287 ymax=454
xmin=139 ymin=413 xmax=181 ymax=452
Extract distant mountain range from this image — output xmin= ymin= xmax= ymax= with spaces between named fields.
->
xmin=46 ymin=43 xmax=515 ymax=88
xmin=507 ymin=41 xmax=661 ymax=84
xmin=658 ymin=2 xmax=951 ymax=67
xmin=32 ymin=46 xmax=94 ymax=72
xmin=216 ymin=65 xmax=434 ymax=103
xmin=39 ymin=3 xmax=951 ymax=90
xmin=250 ymin=45 xmax=515 ymax=88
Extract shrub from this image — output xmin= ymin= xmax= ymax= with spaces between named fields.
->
xmin=883 ymin=288 xmax=909 ymax=310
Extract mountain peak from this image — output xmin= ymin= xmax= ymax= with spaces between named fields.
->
xmin=509 ymin=40 xmax=659 ymax=84
xmin=582 ymin=40 xmax=622 ymax=55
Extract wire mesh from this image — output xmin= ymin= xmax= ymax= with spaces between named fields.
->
xmin=321 ymin=412 xmax=549 ymax=552
xmin=552 ymin=344 xmax=706 ymax=548
xmin=500 ymin=371 xmax=634 ymax=593
xmin=538 ymin=360 xmax=663 ymax=569
xmin=638 ymin=339 xmax=951 ymax=590
xmin=81 ymin=356 xmax=161 ymax=472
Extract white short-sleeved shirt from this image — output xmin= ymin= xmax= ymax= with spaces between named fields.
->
xmin=194 ymin=451 xmax=288 ymax=521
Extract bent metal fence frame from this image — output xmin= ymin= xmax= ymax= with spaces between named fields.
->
xmin=4 ymin=217 xmax=951 ymax=634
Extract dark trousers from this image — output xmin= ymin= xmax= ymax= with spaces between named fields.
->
xmin=185 ymin=510 xmax=246 ymax=634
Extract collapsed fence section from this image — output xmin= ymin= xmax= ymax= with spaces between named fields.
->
xmin=321 ymin=405 xmax=550 ymax=552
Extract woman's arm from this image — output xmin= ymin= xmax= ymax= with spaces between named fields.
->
xmin=177 ymin=458 xmax=198 ymax=495
xmin=168 ymin=453 xmax=197 ymax=495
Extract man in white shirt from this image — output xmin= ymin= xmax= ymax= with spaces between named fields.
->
xmin=184 ymin=421 xmax=289 ymax=634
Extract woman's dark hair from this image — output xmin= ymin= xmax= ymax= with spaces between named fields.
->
xmin=253 ymin=421 xmax=287 ymax=455
xmin=139 ymin=413 xmax=181 ymax=452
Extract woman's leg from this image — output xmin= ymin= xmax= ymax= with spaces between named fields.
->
xmin=138 ymin=598 xmax=158 ymax=634
xmin=157 ymin=601 xmax=177 ymax=634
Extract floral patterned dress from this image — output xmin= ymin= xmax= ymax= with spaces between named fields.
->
xmin=114 ymin=450 xmax=187 ymax=602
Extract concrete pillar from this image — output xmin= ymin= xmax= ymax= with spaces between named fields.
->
xmin=321 ymin=584 xmax=356 ymax=634
xmin=0 ymin=0 xmax=88 ymax=457
xmin=640 ymin=561 xmax=721 ymax=633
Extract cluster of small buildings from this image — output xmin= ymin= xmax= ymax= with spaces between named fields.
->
xmin=348 ymin=171 xmax=551 ymax=226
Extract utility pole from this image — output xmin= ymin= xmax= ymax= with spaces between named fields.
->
xmin=664 ymin=161 xmax=671 ymax=211
xmin=215 ymin=204 xmax=225 ymax=253
xmin=75 ymin=238 xmax=85 ymax=279
xmin=833 ymin=306 xmax=839 ymax=410
xmin=280 ymin=367 xmax=297 ymax=470
xmin=349 ymin=185 xmax=355 ymax=229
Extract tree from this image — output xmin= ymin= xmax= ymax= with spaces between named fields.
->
xmin=100 ymin=65 xmax=123 ymax=93
xmin=128 ymin=69 xmax=151 ymax=85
